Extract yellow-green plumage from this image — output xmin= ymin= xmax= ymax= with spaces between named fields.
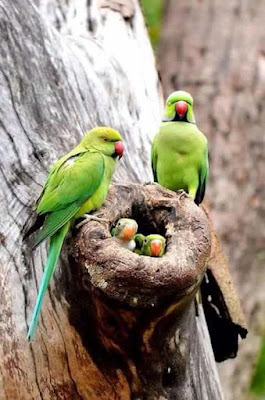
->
xmin=142 ymin=234 xmax=166 ymax=257
xmin=151 ymin=91 xmax=209 ymax=205
xmin=134 ymin=234 xmax=166 ymax=257
xmin=26 ymin=127 xmax=123 ymax=341
xmin=134 ymin=233 xmax=146 ymax=255
xmin=111 ymin=218 xmax=138 ymax=251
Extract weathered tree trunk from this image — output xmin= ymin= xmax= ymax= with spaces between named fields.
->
xmin=0 ymin=1 xmax=224 ymax=399
xmin=159 ymin=1 xmax=265 ymax=399
xmin=69 ymin=184 xmax=221 ymax=400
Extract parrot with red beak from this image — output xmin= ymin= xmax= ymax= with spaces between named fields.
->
xmin=111 ymin=218 xmax=138 ymax=250
xmin=141 ymin=234 xmax=166 ymax=257
xmin=25 ymin=127 xmax=123 ymax=341
xmin=151 ymin=91 xmax=209 ymax=205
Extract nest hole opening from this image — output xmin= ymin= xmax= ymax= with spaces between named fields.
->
xmin=131 ymin=201 xmax=167 ymax=237
xmin=110 ymin=200 xmax=167 ymax=239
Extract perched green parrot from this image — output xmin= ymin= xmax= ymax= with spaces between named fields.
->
xmin=25 ymin=127 xmax=123 ymax=341
xmin=134 ymin=233 xmax=146 ymax=255
xmin=142 ymin=234 xmax=166 ymax=257
xmin=111 ymin=218 xmax=138 ymax=251
xmin=151 ymin=91 xmax=209 ymax=205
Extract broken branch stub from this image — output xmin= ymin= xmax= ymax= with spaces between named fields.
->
xmin=71 ymin=184 xmax=211 ymax=309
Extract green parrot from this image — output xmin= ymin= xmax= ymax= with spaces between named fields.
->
xmin=111 ymin=218 xmax=138 ymax=250
xmin=141 ymin=234 xmax=166 ymax=257
xmin=151 ymin=91 xmax=209 ymax=205
xmin=134 ymin=233 xmax=146 ymax=255
xmin=25 ymin=127 xmax=123 ymax=341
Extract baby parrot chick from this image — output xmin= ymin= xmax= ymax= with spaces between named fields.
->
xmin=25 ymin=126 xmax=123 ymax=341
xmin=134 ymin=233 xmax=146 ymax=255
xmin=111 ymin=218 xmax=138 ymax=251
xmin=151 ymin=90 xmax=209 ymax=205
xmin=142 ymin=234 xmax=166 ymax=257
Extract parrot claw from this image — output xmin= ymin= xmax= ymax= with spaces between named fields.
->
xmin=177 ymin=189 xmax=190 ymax=200
xmin=76 ymin=214 xmax=109 ymax=229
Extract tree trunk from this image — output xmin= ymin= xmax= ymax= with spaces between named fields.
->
xmin=0 ymin=0 xmax=224 ymax=399
xmin=159 ymin=1 xmax=265 ymax=399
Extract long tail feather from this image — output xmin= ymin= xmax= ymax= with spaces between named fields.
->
xmin=27 ymin=221 xmax=70 ymax=341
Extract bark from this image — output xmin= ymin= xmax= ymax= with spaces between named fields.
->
xmin=69 ymin=184 xmax=220 ymax=399
xmin=159 ymin=1 xmax=265 ymax=399
xmin=201 ymin=200 xmax=247 ymax=362
xmin=0 ymin=0 xmax=224 ymax=399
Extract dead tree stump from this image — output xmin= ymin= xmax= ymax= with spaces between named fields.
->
xmin=66 ymin=184 xmax=225 ymax=399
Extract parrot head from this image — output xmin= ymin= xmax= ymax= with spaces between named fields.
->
xmin=112 ymin=218 xmax=138 ymax=241
xmin=134 ymin=233 xmax=146 ymax=254
xmin=162 ymin=91 xmax=196 ymax=124
xmin=143 ymin=234 xmax=166 ymax=257
xmin=81 ymin=127 xmax=124 ymax=158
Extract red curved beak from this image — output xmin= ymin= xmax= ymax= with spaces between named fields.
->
xmin=115 ymin=141 xmax=124 ymax=158
xmin=175 ymin=101 xmax=188 ymax=119
xmin=150 ymin=240 xmax=162 ymax=257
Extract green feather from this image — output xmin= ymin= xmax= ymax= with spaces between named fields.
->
xmin=152 ymin=98 xmax=208 ymax=205
xmin=26 ymin=127 xmax=123 ymax=340
xmin=33 ymin=204 xmax=79 ymax=248
xmin=33 ymin=151 xmax=105 ymax=247
xmin=37 ymin=151 xmax=105 ymax=214
xmin=27 ymin=222 xmax=70 ymax=341
xmin=195 ymin=148 xmax=209 ymax=205
xmin=142 ymin=234 xmax=166 ymax=257
xmin=134 ymin=233 xmax=146 ymax=255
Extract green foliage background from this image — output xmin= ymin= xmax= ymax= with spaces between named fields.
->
xmin=249 ymin=334 xmax=265 ymax=400
xmin=141 ymin=0 xmax=164 ymax=48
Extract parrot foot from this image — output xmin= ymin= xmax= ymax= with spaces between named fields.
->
xmin=177 ymin=189 xmax=190 ymax=200
xmin=76 ymin=214 xmax=109 ymax=229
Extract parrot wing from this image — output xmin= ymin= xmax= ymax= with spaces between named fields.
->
xmin=34 ymin=146 xmax=86 ymax=209
xmin=151 ymin=136 xmax=158 ymax=182
xmin=33 ymin=150 xmax=105 ymax=247
xmin=37 ymin=150 xmax=104 ymax=213
xmin=195 ymin=147 xmax=209 ymax=205
xmin=24 ymin=148 xmax=89 ymax=239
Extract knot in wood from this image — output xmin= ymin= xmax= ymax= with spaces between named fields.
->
xmin=71 ymin=184 xmax=211 ymax=308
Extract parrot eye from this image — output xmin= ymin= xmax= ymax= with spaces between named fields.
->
xmin=103 ymin=137 xmax=108 ymax=141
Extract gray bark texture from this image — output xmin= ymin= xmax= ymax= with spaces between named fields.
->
xmin=159 ymin=1 xmax=265 ymax=399
xmin=0 ymin=0 xmax=225 ymax=399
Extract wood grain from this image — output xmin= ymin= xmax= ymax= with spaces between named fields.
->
xmin=0 ymin=0 xmax=224 ymax=398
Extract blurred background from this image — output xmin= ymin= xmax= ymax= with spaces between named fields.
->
xmin=141 ymin=1 xmax=265 ymax=399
